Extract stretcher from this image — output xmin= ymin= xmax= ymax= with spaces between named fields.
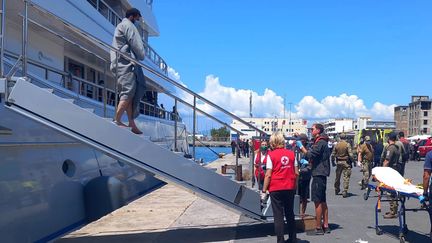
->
xmin=363 ymin=167 xmax=431 ymax=243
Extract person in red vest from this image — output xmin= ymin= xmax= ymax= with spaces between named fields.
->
xmin=262 ymin=132 xmax=297 ymax=243
xmin=254 ymin=140 xmax=269 ymax=189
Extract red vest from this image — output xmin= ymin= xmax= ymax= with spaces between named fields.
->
xmin=268 ymin=148 xmax=297 ymax=192
xmin=254 ymin=152 xmax=267 ymax=181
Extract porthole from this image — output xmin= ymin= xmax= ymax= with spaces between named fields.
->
xmin=62 ymin=159 xmax=76 ymax=177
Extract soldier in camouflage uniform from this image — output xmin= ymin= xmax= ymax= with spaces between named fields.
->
xmin=382 ymin=132 xmax=401 ymax=219
xmin=332 ymin=133 xmax=354 ymax=198
xmin=357 ymin=136 xmax=374 ymax=190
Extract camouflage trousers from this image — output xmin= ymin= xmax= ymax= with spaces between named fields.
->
xmin=390 ymin=196 xmax=399 ymax=215
xmin=361 ymin=160 xmax=372 ymax=186
xmin=334 ymin=160 xmax=351 ymax=193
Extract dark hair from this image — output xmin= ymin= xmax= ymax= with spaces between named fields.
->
xmin=313 ymin=123 xmax=324 ymax=134
xmin=126 ymin=8 xmax=141 ymax=18
xmin=398 ymin=131 xmax=405 ymax=138
xmin=388 ymin=132 xmax=397 ymax=142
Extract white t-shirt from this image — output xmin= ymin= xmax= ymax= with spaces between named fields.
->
xmin=254 ymin=152 xmax=268 ymax=165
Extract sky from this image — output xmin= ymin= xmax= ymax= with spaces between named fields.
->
xmin=150 ymin=1 xmax=432 ymax=130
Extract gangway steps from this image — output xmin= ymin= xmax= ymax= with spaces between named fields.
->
xmin=41 ymin=88 xmax=54 ymax=93
xmin=62 ymin=98 xmax=74 ymax=103
xmin=5 ymin=79 xmax=264 ymax=219
xmin=83 ymin=108 xmax=94 ymax=113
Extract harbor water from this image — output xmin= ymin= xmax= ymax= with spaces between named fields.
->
xmin=190 ymin=146 xmax=232 ymax=163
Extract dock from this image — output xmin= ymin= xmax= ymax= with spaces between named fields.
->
xmin=57 ymin=156 xmax=431 ymax=243
xmin=188 ymin=141 xmax=231 ymax=147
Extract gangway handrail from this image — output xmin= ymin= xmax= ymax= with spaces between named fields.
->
xmin=0 ymin=0 xmax=5 ymax=78
xmin=27 ymin=1 xmax=266 ymax=136
xmin=193 ymin=137 xmax=221 ymax=158
xmin=4 ymin=51 xmax=180 ymax=123
xmin=164 ymin=91 xmax=244 ymax=135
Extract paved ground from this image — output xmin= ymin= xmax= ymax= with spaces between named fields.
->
xmin=57 ymin=155 xmax=431 ymax=243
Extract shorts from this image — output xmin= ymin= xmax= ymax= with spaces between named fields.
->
xmin=311 ymin=176 xmax=327 ymax=203
xmin=298 ymin=178 xmax=311 ymax=200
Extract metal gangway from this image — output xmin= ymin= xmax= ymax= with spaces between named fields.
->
xmin=0 ymin=0 xmax=269 ymax=220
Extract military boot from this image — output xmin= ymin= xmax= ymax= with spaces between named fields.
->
xmin=360 ymin=180 xmax=366 ymax=190
xmin=342 ymin=191 xmax=348 ymax=198
xmin=335 ymin=189 xmax=340 ymax=195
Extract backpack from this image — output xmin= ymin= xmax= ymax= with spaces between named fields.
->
xmin=401 ymin=141 xmax=410 ymax=162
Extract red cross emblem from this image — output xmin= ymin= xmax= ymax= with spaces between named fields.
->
xmin=281 ymin=156 xmax=289 ymax=165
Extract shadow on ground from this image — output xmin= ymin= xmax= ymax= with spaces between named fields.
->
xmin=368 ymin=225 xmax=431 ymax=243
xmin=57 ymin=221 xmax=314 ymax=243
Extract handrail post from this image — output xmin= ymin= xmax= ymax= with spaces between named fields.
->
xmin=235 ymin=132 xmax=239 ymax=179
xmin=174 ymin=99 xmax=178 ymax=151
xmin=192 ymin=96 xmax=196 ymax=160
xmin=22 ymin=0 xmax=28 ymax=77
xmin=0 ymin=0 xmax=6 ymax=78
xmin=250 ymin=141 xmax=255 ymax=187
xmin=103 ymin=62 xmax=107 ymax=117
xmin=114 ymin=52 xmax=119 ymax=113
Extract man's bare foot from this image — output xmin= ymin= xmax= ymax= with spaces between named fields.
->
xmin=131 ymin=127 xmax=143 ymax=134
xmin=113 ymin=120 xmax=128 ymax=127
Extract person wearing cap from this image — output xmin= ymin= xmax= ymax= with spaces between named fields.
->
xmin=357 ymin=135 xmax=374 ymax=190
xmin=110 ymin=8 xmax=146 ymax=134
xmin=297 ymin=123 xmax=331 ymax=235
xmin=332 ymin=133 xmax=354 ymax=198
xmin=296 ymin=133 xmax=312 ymax=217
xmin=382 ymin=132 xmax=401 ymax=219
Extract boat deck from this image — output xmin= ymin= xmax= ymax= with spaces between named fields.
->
xmin=57 ymin=155 xmax=431 ymax=243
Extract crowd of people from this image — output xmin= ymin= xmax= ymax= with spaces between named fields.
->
xmin=251 ymin=125 xmax=431 ymax=243
xmin=230 ymin=139 xmax=251 ymax=158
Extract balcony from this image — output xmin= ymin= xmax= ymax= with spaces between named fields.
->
xmin=86 ymin=0 xmax=122 ymax=26
xmin=86 ymin=0 xmax=168 ymax=75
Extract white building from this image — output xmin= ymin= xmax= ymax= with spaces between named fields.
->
xmin=323 ymin=118 xmax=354 ymax=137
xmin=230 ymin=118 xmax=308 ymax=140
xmin=353 ymin=116 xmax=372 ymax=131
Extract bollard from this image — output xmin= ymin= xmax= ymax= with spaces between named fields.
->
xmin=221 ymin=164 xmax=227 ymax=174
xmin=236 ymin=165 xmax=243 ymax=181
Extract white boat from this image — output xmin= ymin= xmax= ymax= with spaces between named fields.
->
xmin=0 ymin=0 xmax=189 ymax=241
xmin=0 ymin=1 xmax=267 ymax=242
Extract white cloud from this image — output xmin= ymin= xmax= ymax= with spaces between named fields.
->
xmin=167 ymin=66 xmax=181 ymax=82
xmin=369 ymin=102 xmax=397 ymax=120
xmin=168 ymin=73 xmax=396 ymax=121
xmin=196 ymin=75 xmax=285 ymax=118
xmin=295 ymin=94 xmax=370 ymax=119
xmin=196 ymin=75 xmax=395 ymax=121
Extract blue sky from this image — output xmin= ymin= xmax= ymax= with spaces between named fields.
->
xmin=151 ymin=1 xmax=432 ymax=123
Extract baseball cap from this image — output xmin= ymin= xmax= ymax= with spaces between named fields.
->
xmin=126 ymin=8 xmax=141 ymax=18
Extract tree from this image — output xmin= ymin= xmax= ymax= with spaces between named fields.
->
xmin=210 ymin=127 xmax=230 ymax=139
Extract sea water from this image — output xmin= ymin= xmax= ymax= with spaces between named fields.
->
xmin=190 ymin=146 xmax=232 ymax=164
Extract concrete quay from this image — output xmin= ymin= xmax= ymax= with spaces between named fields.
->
xmin=57 ymin=155 xmax=431 ymax=243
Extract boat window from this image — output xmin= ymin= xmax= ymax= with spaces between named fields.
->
xmin=62 ymin=159 xmax=76 ymax=177
xmin=85 ymin=68 xmax=97 ymax=99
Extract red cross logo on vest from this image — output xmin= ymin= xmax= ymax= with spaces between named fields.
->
xmin=281 ymin=156 xmax=289 ymax=165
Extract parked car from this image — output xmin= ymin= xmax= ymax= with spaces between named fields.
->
xmin=418 ymin=138 xmax=432 ymax=160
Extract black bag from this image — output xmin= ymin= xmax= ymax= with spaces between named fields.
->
xmin=401 ymin=142 xmax=410 ymax=162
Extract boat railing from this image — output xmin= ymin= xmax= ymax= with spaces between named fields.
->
xmin=3 ymin=51 xmax=178 ymax=122
xmin=9 ymin=0 xmax=266 ymax=158
xmin=85 ymin=0 xmax=168 ymax=75
xmin=143 ymin=42 xmax=168 ymax=75
xmin=86 ymin=0 xmax=122 ymax=26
